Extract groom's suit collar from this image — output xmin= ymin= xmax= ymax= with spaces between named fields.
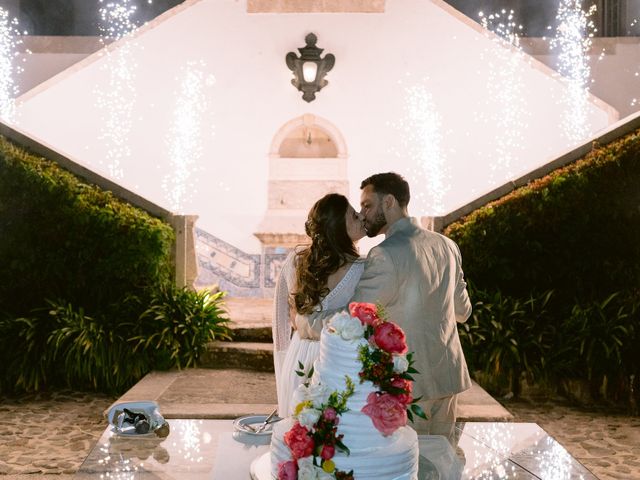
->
xmin=385 ymin=216 xmax=419 ymax=238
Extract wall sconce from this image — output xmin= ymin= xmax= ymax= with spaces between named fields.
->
xmin=286 ymin=33 xmax=335 ymax=103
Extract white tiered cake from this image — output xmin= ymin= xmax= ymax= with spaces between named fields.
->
xmin=269 ymin=310 xmax=419 ymax=480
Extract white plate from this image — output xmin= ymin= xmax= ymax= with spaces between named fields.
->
xmin=233 ymin=414 xmax=281 ymax=436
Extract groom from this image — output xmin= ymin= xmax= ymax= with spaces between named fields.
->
xmin=305 ymin=172 xmax=472 ymax=443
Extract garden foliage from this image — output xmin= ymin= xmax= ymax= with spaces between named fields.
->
xmin=0 ymin=135 xmax=230 ymax=394
xmin=447 ymin=128 xmax=640 ymax=408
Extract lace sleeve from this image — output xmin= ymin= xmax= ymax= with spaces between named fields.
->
xmin=272 ymin=250 xmax=296 ymax=352
xmin=272 ymin=251 xmax=297 ymax=403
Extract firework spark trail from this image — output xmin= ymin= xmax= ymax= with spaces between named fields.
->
xmin=400 ymin=83 xmax=448 ymax=217
xmin=0 ymin=8 xmax=28 ymax=123
xmin=95 ymin=0 xmax=140 ymax=180
xmin=162 ymin=61 xmax=215 ymax=213
xmin=550 ymin=0 xmax=596 ymax=144
xmin=478 ymin=9 xmax=529 ymax=181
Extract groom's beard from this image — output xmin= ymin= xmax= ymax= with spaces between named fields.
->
xmin=366 ymin=210 xmax=387 ymax=237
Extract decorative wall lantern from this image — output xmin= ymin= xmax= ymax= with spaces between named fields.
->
xmin=286 ymin=33 xmax=335 ymax=102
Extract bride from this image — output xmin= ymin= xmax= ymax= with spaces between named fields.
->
xmin=272 ymin=193 xmax=366 ymax=416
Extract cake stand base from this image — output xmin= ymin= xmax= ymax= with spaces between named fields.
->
xmin=249 ymin=452 xmax=272 ymax=480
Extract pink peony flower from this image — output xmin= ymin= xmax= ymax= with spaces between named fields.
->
xmin=349 ymin=302 xmax=382 ymax=327
xmin=373 ymin=322 xmax=408 ymax=354
xmin=390 ymin=377 xmax=413 ymax=405
xmin=320 ymin=444 xmax=335 ymax=460
xmin=284 ymin=422 xmax=314 ymax=459
xmin=322 ymin=407 xmax=338 ymax=422
xmin=362 ymin=392 xmax=408 ymax=436
xmin=278 ymin=460 xmax=298 ymax=480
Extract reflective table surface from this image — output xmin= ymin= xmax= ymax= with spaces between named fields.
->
xmin=76 ymin=420 xmax=597 ymax=479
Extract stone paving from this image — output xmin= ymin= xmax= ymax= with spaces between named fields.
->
xmin=0 ymin=390 xmax=116 ymax=478
xmin=1 ymin=389 xmax=639 ymax=479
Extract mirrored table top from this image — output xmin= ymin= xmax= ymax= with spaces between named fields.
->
xmin=76 ymin=420 xmax=597 ymax=479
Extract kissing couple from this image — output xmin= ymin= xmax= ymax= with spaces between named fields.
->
xmin=272 ymin=171 xmax=472 ymax=443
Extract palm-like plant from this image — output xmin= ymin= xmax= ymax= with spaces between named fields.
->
xmin=132 ymin=286 xmax=231 ymax=369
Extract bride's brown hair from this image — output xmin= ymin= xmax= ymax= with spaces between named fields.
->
xmin=294 ymin=193 xmax=358 ymax=315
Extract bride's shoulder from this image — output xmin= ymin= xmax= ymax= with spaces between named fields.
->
xmin=350 ymin=257 xmax=366 ymax=275
xmin=352 ymin=256 xmax=366 ymax=266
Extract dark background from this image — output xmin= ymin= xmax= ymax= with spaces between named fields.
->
xmin=4 ymin=0 xmax=640 ymax=37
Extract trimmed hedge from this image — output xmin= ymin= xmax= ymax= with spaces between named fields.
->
xmin=446 ymin=129 xmax=640 ymax=306
xmin=446 ymin=128 xmax=640 ymax=406
xmin=0 ymin=136 xmax=233 ymax=395
xmin=0 ymin=135 xmax=174 ymax=317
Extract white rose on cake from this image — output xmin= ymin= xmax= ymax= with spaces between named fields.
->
xmin=294 ymin=382 xmax=331 ymax=407
xmin=328 ymin=311 xmax=365 ymax=341
xmin=297 ymin=457 xmax=334 ymax=480
xmin=297 ymin=406 xmax=322 ymax=430
xmin=392 ymin=354 xmax=409 ymax=373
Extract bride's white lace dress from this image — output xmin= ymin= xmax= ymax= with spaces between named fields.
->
xmin=272 ymin=250 xmax=364 ymax=416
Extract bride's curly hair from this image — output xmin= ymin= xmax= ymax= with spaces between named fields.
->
xmin=294 ymin=193 xmax=358 ymax=315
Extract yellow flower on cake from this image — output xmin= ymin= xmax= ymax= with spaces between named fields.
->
xmin=294 ymin=400 xmax=313 ymax=416
xmin=321 ymin=459 xmax=335 ymax=473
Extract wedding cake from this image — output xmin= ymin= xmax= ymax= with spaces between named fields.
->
xmin=269 ymin=303 xmax=421 ymax=480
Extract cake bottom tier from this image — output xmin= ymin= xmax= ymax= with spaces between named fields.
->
xmin=270 ymin=418 xmax=419 ymax=480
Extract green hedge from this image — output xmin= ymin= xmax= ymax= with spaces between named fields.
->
xmin=447 ymin=128 xmax=640 ymax=407
xmin=446 ymin=129 xmax=640 ymax=305
xmin=0 ymin=135 xmax=175 ymax=317
xmin=0 ymin=135 xmax=191 ymax=394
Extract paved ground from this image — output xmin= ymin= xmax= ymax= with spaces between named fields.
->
xmin=1 ymin=378 xmax=639 ymax=479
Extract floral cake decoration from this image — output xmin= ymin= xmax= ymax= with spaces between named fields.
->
xmin=277 ymin=302 xmax=426 ymax=479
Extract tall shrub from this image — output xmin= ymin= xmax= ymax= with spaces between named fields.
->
xmin=448 ymin=129 xmax=640 ymax=407
xmin=0 ymin=135 xmax=174 ymax=317
xmin=446 ymin=129 xmax=640 ymax=306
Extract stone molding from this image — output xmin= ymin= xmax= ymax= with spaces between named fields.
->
xmin=247 ymin=0 xmax=384 ymax=13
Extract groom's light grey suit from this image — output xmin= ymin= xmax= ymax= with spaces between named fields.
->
xmin=304 ymin=216 xmax=472 ymax=439
xmin=350 ymin=217 xmax=472 ymax=402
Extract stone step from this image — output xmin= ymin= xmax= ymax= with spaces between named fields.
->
xmin=229 ymin=323 xmax=272 ymax=343
xmin=224 ymin=296 xmax=272 ymax=323
xmin=111 ymin=368 xmax=512 ymax=422
xmin=224 ymin=297 xmax=273 ymax=342
xmin=200 ymin=341 xmax=274 ymax=371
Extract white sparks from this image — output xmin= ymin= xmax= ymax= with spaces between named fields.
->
xmin=162 ymin=60 xmax=215 ymax=213
xmin=95 ymin=0 xmax=141 ymax=179
xmin=550 ymin=0 xmax=597 ymax=144
xmin=98 ymin=0 xmax=138 ymax=41
xmin=396 ymin=82 xmax=449 ymax=216
xmin=478 ymin=9 xmax=529 ymax=181
xmin=0 ymin=8 xmax=27 ymax=123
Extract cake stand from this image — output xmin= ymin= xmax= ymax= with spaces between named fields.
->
xmin=249 ymin=452 xmax=272 ymax=480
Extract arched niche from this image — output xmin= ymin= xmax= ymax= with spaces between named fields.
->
xmin=255 ymin=114 xmax=349 ymax=251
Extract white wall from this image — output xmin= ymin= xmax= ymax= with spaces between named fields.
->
xmin=11 ymin=0 xmax=616 ymax=254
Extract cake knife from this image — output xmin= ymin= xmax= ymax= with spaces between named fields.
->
xmin=254 ymin=408 xmax=278 ymax=433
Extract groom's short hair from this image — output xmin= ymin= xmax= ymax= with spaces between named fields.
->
xmin=361 ymin=172 xmax=410 ymax=208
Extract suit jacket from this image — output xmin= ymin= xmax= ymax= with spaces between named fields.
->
xmin=352 ymin=217 xmax=472 ymax=400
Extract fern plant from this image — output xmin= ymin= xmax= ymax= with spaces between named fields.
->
xmin=132 ymin=286 xmax=231 ymax=369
